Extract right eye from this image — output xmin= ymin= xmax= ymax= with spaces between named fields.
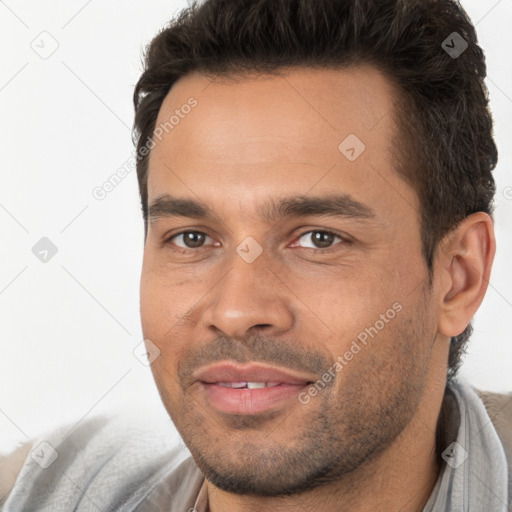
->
xmin=163 ymin=230 xmax=219 ymax=251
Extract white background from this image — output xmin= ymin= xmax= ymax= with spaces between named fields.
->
xmin=1 ymin=0 xmax=511 ymax=454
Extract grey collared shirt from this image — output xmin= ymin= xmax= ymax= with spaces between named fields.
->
xmin=2 ymin=379 xmax=509 ymax=511
xmin=423 ymin=380 xmax=509 ymax=511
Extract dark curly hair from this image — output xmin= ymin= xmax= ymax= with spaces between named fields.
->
xmin=133 ymin=0 xmax=497 ymax=379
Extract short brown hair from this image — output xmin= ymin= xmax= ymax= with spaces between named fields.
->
xmin=133 ymin=0 xmax=497 ymax=379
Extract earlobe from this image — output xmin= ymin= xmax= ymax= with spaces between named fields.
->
xmin=437 ymin=212 xmax=495 ymax=337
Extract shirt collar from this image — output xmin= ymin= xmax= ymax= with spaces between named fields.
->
xmin=193 ymin=478 xmax=209 ymax=512
xmin=423 ymin=379 xmax=508 ymax=511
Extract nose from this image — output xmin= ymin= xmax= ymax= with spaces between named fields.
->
xmin=200 ymin=250 xmax=295 ymax=339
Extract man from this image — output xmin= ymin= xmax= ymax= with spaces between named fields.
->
xmin=2 ymin=0 xmax=511 ymax=510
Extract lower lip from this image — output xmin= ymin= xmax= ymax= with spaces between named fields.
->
xmin=200 ymin=382 xmax=309 ymax=415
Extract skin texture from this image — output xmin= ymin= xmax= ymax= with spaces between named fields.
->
xmin=139 ymin=66 xmax=495 ymax=512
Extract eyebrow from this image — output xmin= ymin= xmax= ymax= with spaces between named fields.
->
xmin=148 ymin=193 xmax=376 ymax=224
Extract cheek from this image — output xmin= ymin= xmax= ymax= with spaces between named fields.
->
xmin=313 ymin=272 xmax=428 ymax=373
xmin=139 ymin=270 xmax=162 ymax=338
xmin=140 ymin=266 xmax=203 ymax=381
xmin=329 ymin=301 xmax=433 ymax=410
xmin=297 ymin=270 xmax=401 ymax=348
xmin=140 ymin=263 xmax=199 ymax=335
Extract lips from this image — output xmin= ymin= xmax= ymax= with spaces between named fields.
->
xmin=193 ymin=362 xmax=314 ymax=386
xmin=193 ymin=362 xmax=315 ymax=415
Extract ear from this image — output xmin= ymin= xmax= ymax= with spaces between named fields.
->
xmin=436 ymin=212 xmax=496 ymax=337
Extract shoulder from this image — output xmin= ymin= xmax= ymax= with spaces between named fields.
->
xmin=475 ymin=388 xmax=512 ymax=437
xmin=1 ymin=407 xmax=195 ymax=511
xmin=474 ymin=387 xmax=512 ymax=511
xmin=474 ymin=388 xmax=512 ymax=453
xmin=0 ymin=442 xmax=32 ymax=505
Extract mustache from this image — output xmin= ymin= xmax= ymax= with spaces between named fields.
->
xmin=178 ymin=334 xmax=331 ymax=385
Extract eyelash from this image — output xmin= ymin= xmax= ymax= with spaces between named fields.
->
xmin=162 ymin=229 xmax=350 ymax=254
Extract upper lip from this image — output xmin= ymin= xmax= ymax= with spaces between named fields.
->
xmin=193 ymin=362 xmax=315 ymax=385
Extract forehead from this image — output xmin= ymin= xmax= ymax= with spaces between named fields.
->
xmin=146 ymin=65 xmax=416 ymax=223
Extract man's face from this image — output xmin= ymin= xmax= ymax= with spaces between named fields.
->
xmin=140 ymin=66 xmax=440 ymax=495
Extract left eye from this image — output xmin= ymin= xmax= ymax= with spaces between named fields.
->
xmin=169 ymin=231 xmax=215 ymax=249
xmin=294 ymin=230 xmax=343 ymax=249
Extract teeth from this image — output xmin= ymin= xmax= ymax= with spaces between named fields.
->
xmin=217 ymin=382 xmax=281 ymax=389
xmin=247 ymin=382 xmax=266 ymax=389
xmin=218 ymin=382 xmax=246 ymax=388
